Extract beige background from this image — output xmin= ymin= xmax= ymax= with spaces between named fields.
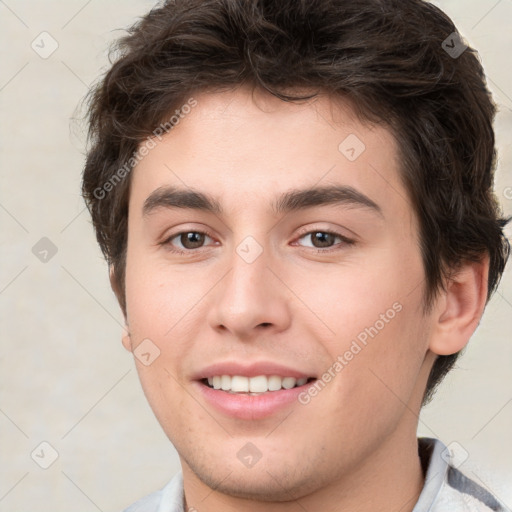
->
xmin=0 ymin=1 xmax=511 ymax=511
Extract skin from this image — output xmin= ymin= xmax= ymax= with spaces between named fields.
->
xmin=115 ymin=85 xmax=488 ymax=512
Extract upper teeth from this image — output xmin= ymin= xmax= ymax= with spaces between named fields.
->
xmin=207 ymin=375 xmax=308 ymax=393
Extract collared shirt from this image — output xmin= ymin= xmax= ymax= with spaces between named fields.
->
xmin=122 ymin=438 xmax=506 ymax=512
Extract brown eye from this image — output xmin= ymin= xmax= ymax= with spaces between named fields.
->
xmin=295 ymin=230 xmax=355 ymax=252
xmin=179 ymin=232 xmax=206 ymax=249
xmin=164 ymin=231 xmax=215 ymax=253
xmin=299 ymin=231 xmax=339 ymax=248
xmin=310 ymin=232 xmax=337 ymax=248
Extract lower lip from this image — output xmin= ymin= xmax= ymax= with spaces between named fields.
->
xmin=194 ymin=380 xmax=314 ymax=420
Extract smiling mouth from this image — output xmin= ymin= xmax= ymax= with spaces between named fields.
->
xmin=201 ymin=375 xmax=316 ymax=394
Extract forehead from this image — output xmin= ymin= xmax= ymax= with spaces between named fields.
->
xmin=129 ymin=86 xmax=411 ymax=224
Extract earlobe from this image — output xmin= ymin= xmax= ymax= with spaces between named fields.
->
xmin=122 ymin=326 xmax=133 ymax=353
xmin=429 ymin=256 xmax=489 ymax=356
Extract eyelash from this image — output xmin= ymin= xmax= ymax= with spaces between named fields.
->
xmin=161 ymin=228 xmax=355 ymax=256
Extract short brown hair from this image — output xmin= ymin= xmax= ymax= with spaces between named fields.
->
xmin=81 ymin=0 xmax=510 ymax=404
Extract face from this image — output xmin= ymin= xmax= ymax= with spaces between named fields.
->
xmin=123 ymin=86 xmax=435 ymax=500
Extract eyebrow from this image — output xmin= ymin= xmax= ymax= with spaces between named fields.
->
xmin=142 ymin=184 xmax=382 ymax=217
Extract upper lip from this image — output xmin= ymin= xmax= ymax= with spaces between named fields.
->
xmin=192 ymin=361 xmax=317 ymax=380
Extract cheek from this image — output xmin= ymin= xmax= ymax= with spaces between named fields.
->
xmin=328 ymin=292 xmax=429 ymax=426
xmin=296 ymin=243 xmax=424 ymax=348
xmin=296 ymin=241 xmax=428 ymax=398
xmin=123 ymin=255 xmax=197 ymax=429
xmin=123 ymin=251 xmax=214 ymax=411
xmin=299 ymin=301 xmax=429 ymax=457
xmin=124 ymin=248 xmax=201 ymax=339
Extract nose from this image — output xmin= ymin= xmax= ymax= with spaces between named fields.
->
xmin=207 ymin=242 xmax=292 ymax=340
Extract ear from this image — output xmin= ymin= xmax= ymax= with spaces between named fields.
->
xmin=121 ymin=325 xmax=133 ymax=353
xmin=429 ymin=255 xmax=489 ymax=356
xmin=110 ymin=266 xmax=132 ymax=353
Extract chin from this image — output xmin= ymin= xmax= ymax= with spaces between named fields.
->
xmin=182 ymin=451 xmax=329 ymax=502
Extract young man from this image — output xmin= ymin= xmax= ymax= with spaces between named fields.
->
xmin=81 ymin=0 xmax=510 ymax=510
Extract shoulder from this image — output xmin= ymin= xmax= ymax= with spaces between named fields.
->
xmin=416 ymin=438 xmax=507 ymax=512
xmin=121 ymin=471 xmax=184 ymax=512
xmin=432 ymin=468 xmax=506 ymax=512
